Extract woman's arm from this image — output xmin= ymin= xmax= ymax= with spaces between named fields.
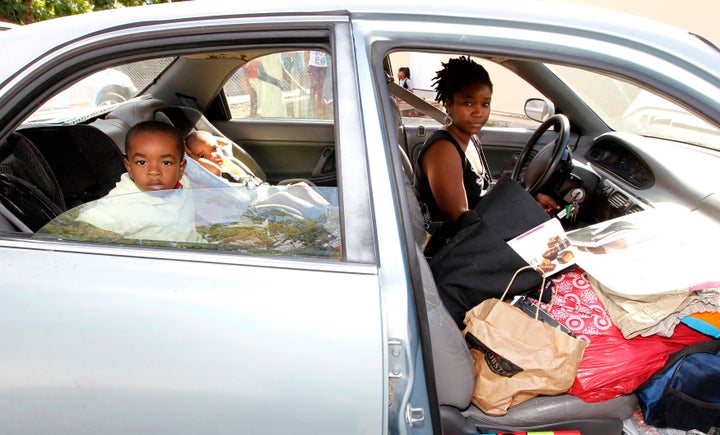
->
xmin=422 ymin=139 xmax=469 ymax=222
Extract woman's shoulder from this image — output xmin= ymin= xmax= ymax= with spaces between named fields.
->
xmin=425 ymin=128 xmax=454 ymax=144
xmin=423 ymin=129 xmax=462 ymax=153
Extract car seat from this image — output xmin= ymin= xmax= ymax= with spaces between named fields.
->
xmin=395 ymin=142 xmax=637 ymax=433
xmin=154 ymin=106 xmax=267 ymax=182
xmin=88 ymin=116 xmax=131 ymax=152
xmin=100 ymin=97 xmax=170 ymax=152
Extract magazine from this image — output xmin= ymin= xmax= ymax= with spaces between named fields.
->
xmin=507 ymin=217 xmax=576 ymax=277
xmin=565 ymin=210 xmax=663 ymax=249
xmin=565 ymin=207 xmax=720 ymax=295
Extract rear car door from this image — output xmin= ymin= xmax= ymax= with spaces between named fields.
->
xmin=0 ymin=11 xmax=422 ymax=435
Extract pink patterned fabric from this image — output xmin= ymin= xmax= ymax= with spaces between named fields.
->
xmin=533 ymin=268 xmax=710 ymax=402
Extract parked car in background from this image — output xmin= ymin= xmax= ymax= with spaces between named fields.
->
xmin=0 ymin=1 xmax=718 ymax=434
xmin=26 ymin=68 xmax=139 ymax=124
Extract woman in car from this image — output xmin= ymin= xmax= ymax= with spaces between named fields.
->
xmin=413 ymin=56 xmax=559 ymax=231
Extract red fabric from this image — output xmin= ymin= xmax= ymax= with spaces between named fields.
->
xmin=534 ymin=267 xmax=711 ymax=402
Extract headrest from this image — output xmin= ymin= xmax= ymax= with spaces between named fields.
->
xmin=107 ymin=98 xmax=168 ymax=127
xmin=88 ymin=117 xmax=131 ymax=152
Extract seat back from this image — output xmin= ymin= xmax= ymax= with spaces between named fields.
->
xmin=88 ymin=116 xmax=132 ymax=152
xmin=155 ymin=105 xmax=267 ymax=181
xmin=0 ymin=133 xmax=66 ymax=231
xmin=389 ymin=95 xmax=415 ymax=181
xmin=20 ymin=125 xmax=126 ymax=209
xmin=95 ymin=97 xmax=170 ymax=153
xmin=418 ymin=243 xmax=476 ymax=409
xmin=107 ymin=98 xmax=168 ymax=127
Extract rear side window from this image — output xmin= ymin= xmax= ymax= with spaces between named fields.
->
xmin=14 ymin=49 xmax=341 ymax=260
xmin=224 ymin=50 xmax=333 ymax=120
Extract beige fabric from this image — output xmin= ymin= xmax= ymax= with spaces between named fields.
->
xmin=588 ymin=274 xmax=720 ymax=338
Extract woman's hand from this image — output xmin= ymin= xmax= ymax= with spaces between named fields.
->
xmin=535 ymin=192 xmax=561 ymax=215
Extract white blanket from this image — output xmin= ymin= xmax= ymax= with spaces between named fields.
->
xmin=77 ymin=173 xmax=204 ymax=243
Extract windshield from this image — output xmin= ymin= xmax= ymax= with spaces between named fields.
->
xmin=548 ymin=65 xmax=720 ymax=150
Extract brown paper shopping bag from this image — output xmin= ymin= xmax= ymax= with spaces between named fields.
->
xmin=462 ymin=266 xmax=587 ymax=416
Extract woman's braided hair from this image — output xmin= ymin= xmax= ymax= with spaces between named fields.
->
xmin=432 ymin=56 xmax=493 ymax=104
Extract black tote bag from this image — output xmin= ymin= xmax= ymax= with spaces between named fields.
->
xmin=427 ymin=176 xmax=551 ymax=327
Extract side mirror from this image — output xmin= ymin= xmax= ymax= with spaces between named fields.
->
xmin=524 ymin=98 xmax=555 ymax=123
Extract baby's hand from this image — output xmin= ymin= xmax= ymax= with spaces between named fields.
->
xmin=197 ymin=157 xmax=222 ymax=177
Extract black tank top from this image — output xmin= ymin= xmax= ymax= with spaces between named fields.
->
xmin=413 ymin=129 xmax=489 ymax=223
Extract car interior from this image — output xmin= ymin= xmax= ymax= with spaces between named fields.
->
xmin=1 ymin=40 xmax=717 ymax=434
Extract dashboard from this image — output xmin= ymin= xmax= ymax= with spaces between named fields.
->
xmin=561 ymin=134 xmax=654 ymax=228
xmin=585 ymin=136 xmax=654 ymax=189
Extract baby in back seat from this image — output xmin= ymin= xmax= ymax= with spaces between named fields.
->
xmin=184 ymin=130 xmax=330 ymax=218
xmin=185 ymin=130 xmax=262 ymax=186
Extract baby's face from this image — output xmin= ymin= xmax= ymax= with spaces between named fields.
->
xmin=186 ymin=135 xmax=225 ymax=174
xmin=124 ymin=131 xmax=186 ymax=191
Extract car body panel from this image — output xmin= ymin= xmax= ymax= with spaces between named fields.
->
xmin=0 ymin=14 xmax=396 ymax=435
xmin=0 ymin=2 xmax=717 ymax=435
xmin=0 ymin=239 xmax=385 ymax=435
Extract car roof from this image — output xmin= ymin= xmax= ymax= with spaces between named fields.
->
xmin=0 ymin=0 xmax=713 ymax=63
xmin=0 ymin=22 xmax=19 ymax=30
xmin=0 ymin=0 xmax=718 ymax=111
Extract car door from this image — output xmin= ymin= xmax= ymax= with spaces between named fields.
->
xmin=0 ymin=12 xmax=427 ymax=435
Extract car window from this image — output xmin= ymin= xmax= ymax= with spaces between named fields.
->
xmin=388 ymin=51 xmax=545 ymax=129
xmin=14 ymin=49 xmax=342 ymax=260
xmin=24 ymin=57 xmax=173 ymax=125
xmin=35 ymin=158 xmax=341 ymax=259
xmin=223 ymin=50 xmax=333 ymax=120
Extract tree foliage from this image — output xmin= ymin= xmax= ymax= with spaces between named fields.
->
xmin=0 ymin=0 xmax=184 ymax=24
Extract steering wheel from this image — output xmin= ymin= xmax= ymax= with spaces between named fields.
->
xmin=511 ymin=114 xmax=571 ymax=196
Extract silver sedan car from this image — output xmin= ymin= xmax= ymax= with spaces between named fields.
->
xmin=0 ymin=1 xmax=718 ymax=434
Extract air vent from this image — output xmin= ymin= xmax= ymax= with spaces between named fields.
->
xmin=627 ymin=204 xmax=644 ymax=214
xmin=608 ymin=191 xmax=630 ymax=209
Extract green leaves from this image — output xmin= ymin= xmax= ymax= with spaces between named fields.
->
xmin=0 ymin=0 xmax=184 ymax=24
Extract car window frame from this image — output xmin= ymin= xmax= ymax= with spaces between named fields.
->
xmin=0 ymin=16 xmax=376 ymax=266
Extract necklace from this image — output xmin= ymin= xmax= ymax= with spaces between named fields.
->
xmin=445 ymin=126 xmax=492 ymax=191
xmin=471 ymin=135 xmax=492 ymax=189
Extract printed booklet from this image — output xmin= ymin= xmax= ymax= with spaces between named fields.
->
xmin=507 ymin=217 xmax=576 ymax=277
